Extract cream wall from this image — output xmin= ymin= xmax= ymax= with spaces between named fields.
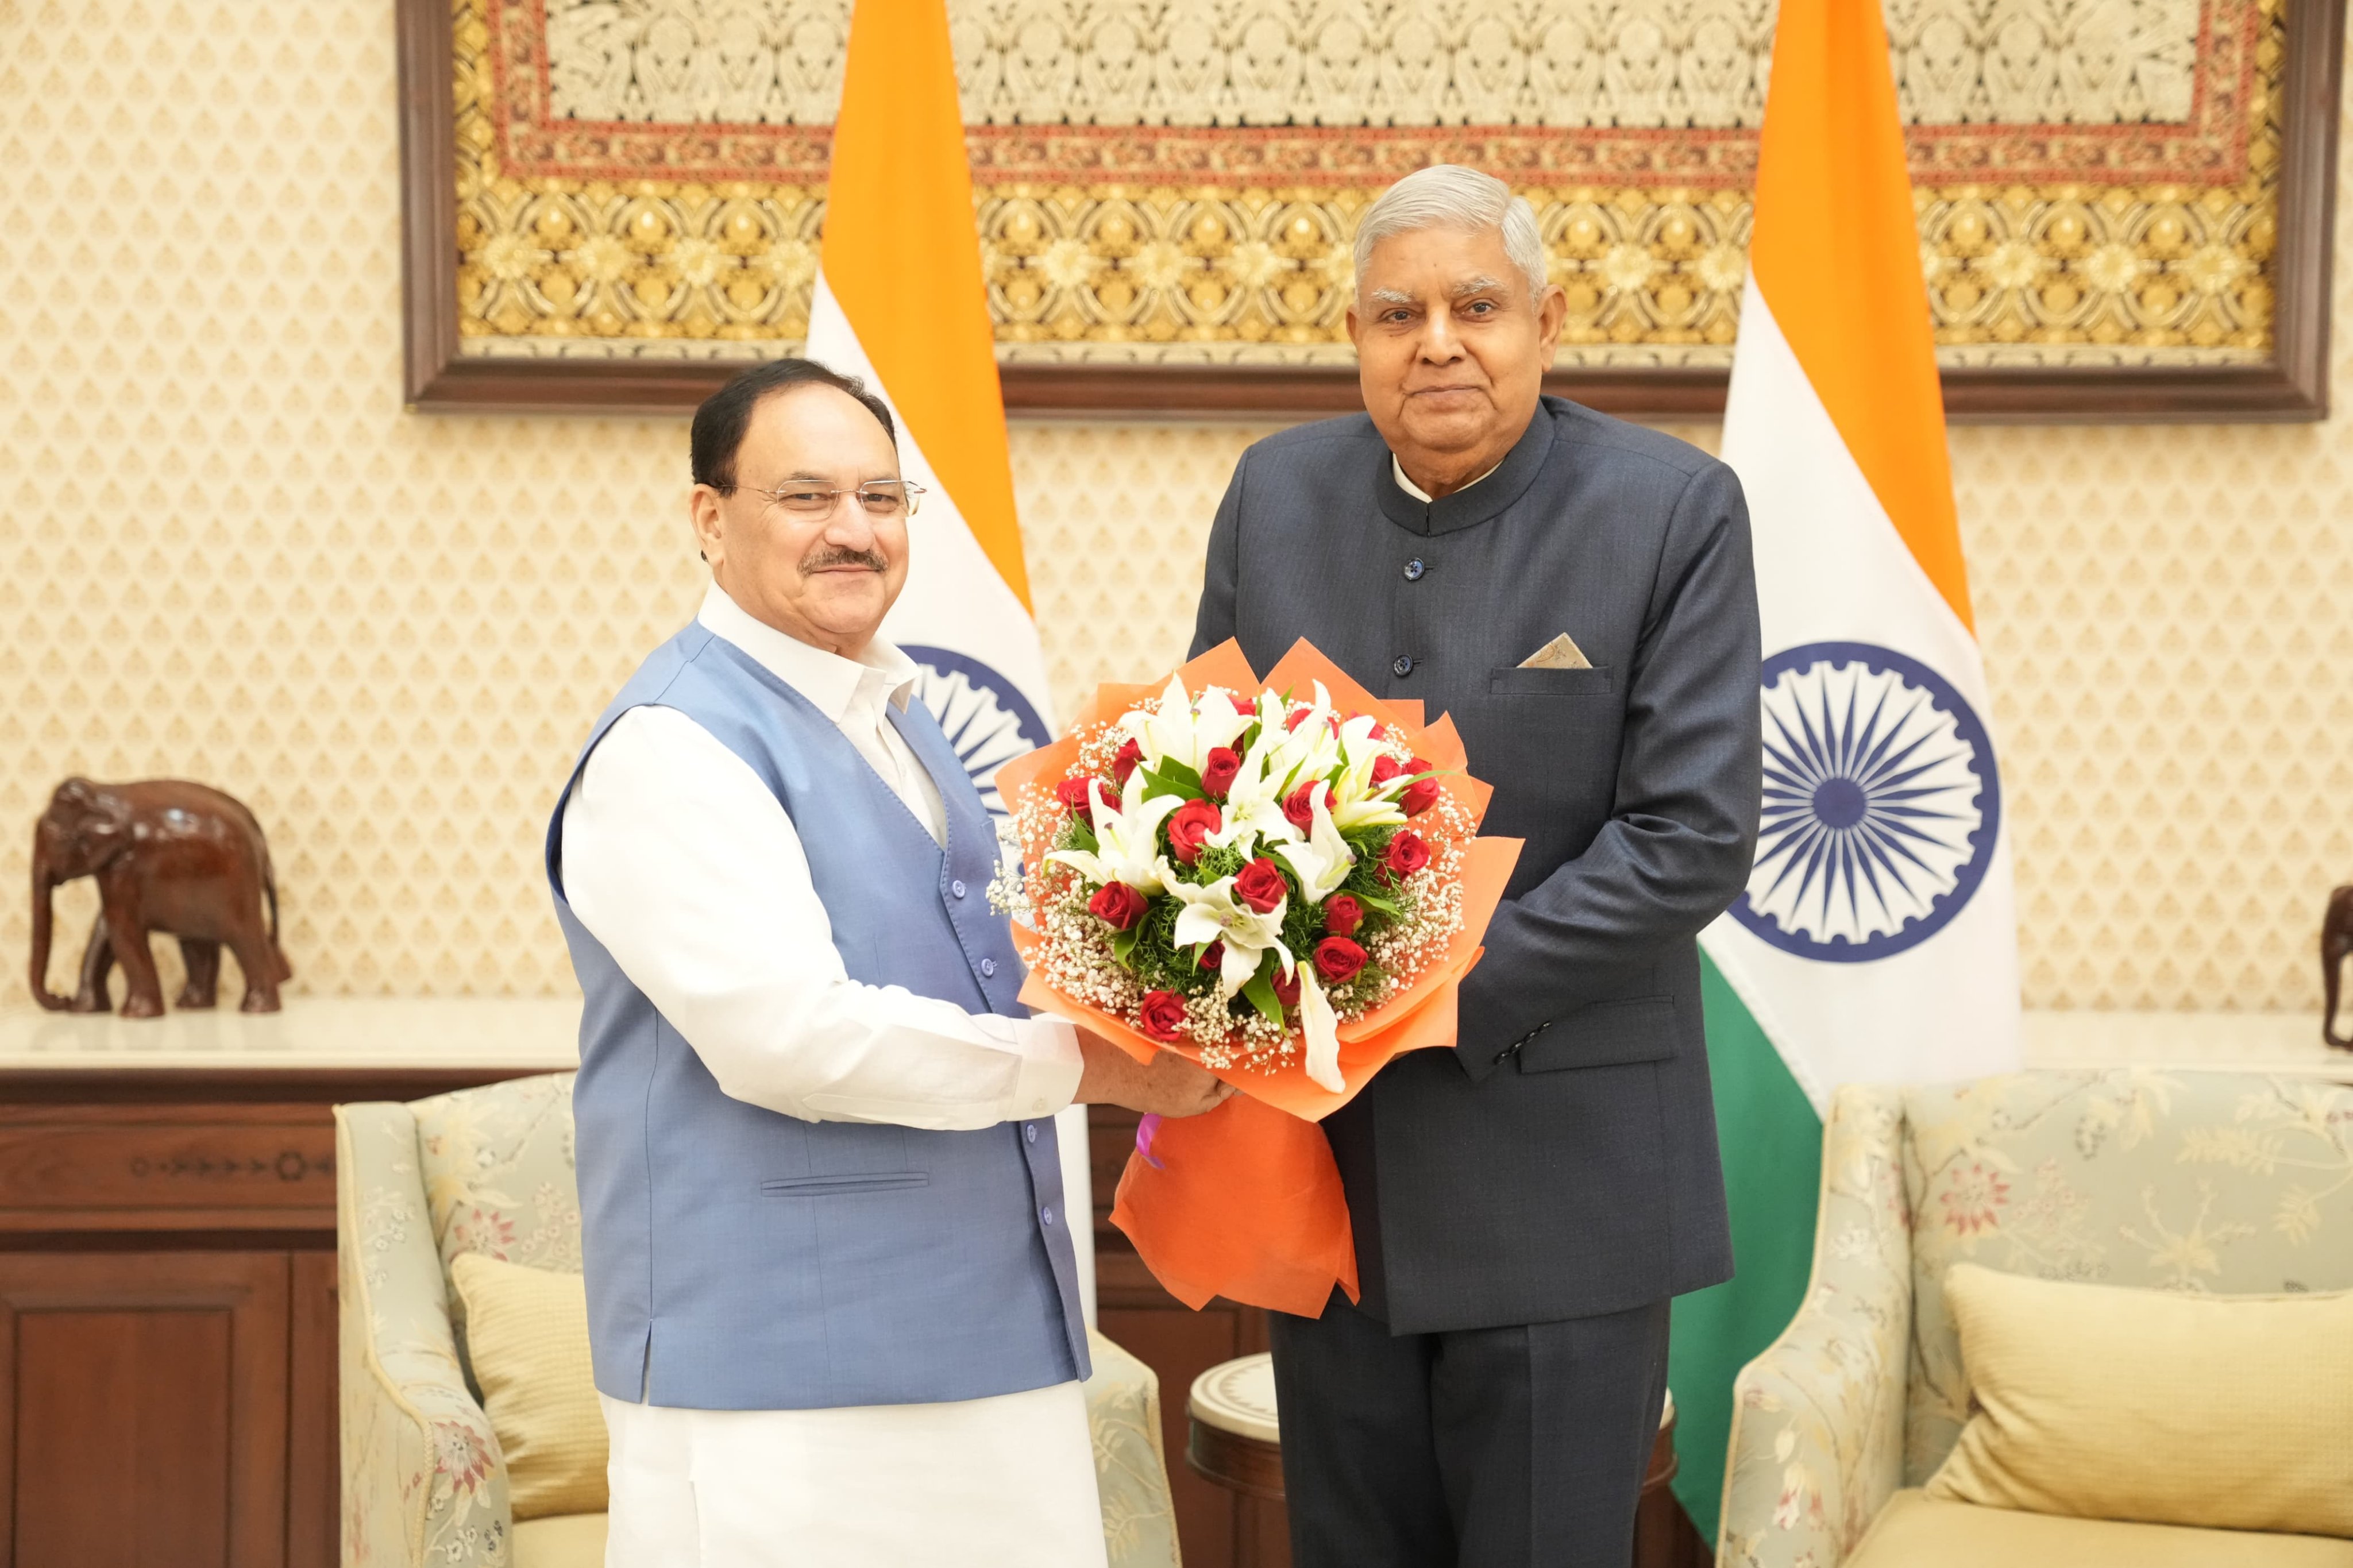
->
xmin=2 ymin=0 xmax=2349 ymax=1012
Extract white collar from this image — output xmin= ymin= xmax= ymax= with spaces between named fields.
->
xmin=1391 ymin=453 xmax=1502 ymax=504
xmin=696 ymin=583 xmax=919 ymax=723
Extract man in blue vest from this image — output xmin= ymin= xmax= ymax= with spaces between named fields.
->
xmin=547 ymin=358 xmax=1228 ymax=1567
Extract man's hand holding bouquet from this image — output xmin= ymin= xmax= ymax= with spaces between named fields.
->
xmin=993 ymin=639 xmax=1519 ymax=1314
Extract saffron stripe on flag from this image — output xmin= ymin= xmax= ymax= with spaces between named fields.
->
xmin=1745 ymin=0 xmax=1969 ymax=630
xmin=819 ymin=0 xmax=1031 ymax=612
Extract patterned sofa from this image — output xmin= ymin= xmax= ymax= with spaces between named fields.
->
xmin=1718 ymin=1068 xmax=2353 ymax=1566
xmin=337 ymin=1072 xmax=1182 ymax=1568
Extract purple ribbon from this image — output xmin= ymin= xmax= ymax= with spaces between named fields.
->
xmin=1135 ymin=1113 xmax=1166 ymax=1169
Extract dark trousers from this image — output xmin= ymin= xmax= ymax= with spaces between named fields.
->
xmin=1267 ymin=1292 xmax=1671 ymax=1568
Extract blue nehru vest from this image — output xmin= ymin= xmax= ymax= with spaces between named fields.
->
xmin=545 ymin=621 xmax=1089 ymax=1411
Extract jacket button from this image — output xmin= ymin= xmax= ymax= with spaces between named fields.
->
xmin=1024 ymin=1123 xmax=1038 ymax=1144
xmin=1040 ymin=1204 xmax=1055 ymax=1226
xmin=1403 ymin=558 xmax=1425 ymax=581
xmin=951 ymin=879 xmax=967 ymax=898
xmin=1391 ymin=655 xmax=1414 ymax=678
xmin=980 ymin=957 xmax=998 ymax=978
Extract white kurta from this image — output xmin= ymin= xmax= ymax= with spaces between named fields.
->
xmin=561 ymin=585 xmax=1104 ymax=1567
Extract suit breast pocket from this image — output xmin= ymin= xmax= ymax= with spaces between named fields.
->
xmin=1489 ymin=665 xmax=1616 ymax=697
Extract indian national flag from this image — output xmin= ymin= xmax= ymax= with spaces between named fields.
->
xmin=804 ymin=0 xmax=1095 ymax=1308
xmin=1672 ymin=0 xmax=2022 ymax=1540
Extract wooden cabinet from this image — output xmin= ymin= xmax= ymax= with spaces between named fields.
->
xmin=0 ymin=1252 xmax=292 ymax=1568
xmin=0 ymin=1065 xmax=538 ymax=1568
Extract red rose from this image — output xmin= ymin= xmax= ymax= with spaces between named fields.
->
xmin=1282 ymin=780 xmax=1323 ymax=833
xmin=1198 ymin=941 xmax=1225 ymax=972
xmin=1112 ymin=738 xmax=1144 ymax=784
xmin=1166 ymin=798 xmax=1222 ymax=865
xmin=1367 ymin=721 xmax=1388 ymax=740
xmin=1400 ymin=759 xmax=1441 ymax=817
xmin=1271 ymin=967 xmax=1301 ymax=1006
xmin=1322 ymin=893 xmax=1363 ymax=938
xmin=1055 ymin=776 xmax=1098 ymax=824
xmin=1283 ymin=706 xmax=1310 ymax=732
xmin=1383 ymin=831 xmax=1430 ymax=880
xmin=1200 ymin=747 xmax=1241 ymax=798
xmin=1137 ymin=990 xmax=1187 ymax=1041
xmin=1088 ymin=882 xmax=1147 ymax=931
xmin=1235 ymin=857 xmax=1288 ymax=914
xmin=1369 ymin=755 xmax=1405 ymax=786
xmin=1313 ymin=936 xmax=1367 ymax=986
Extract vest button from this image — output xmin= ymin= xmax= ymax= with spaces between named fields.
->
xmin=1040 ymin=1204 xmax=1055 ymax=1226
xmin=1392 ymin=655 xmax=1414 ymax=678
xmin=1024 ymin=1123 xmax=1038 ymax=1144
xmin=951 ymin=879 xmax=967 ymax=899
xmin=1403 ymin=558 xmax=1425 ymax=581
xmin=980 ymin=957 xmax=998 ymax=978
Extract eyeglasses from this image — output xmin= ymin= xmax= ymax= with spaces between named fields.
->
xmin=737 ymin=479 xmax=926 ymax=519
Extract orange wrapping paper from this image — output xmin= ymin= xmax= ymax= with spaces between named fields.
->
xmin=996 ymin=639 xmax=1522 ymax=1315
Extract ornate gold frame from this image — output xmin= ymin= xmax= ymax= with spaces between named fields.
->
xmin=399 ymin=0 xmax=2345 ymax=420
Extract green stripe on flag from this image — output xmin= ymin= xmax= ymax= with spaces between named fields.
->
xmin=1668 ymin=953 xmax=1824 ymax=1544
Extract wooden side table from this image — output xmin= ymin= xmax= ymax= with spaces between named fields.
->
xmin=1187 ymin=1354 xmax=1688 ymax=1563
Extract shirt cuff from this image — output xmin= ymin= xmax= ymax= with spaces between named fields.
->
xmin=1007 ymin=1014 xmax=1085 ymax=1120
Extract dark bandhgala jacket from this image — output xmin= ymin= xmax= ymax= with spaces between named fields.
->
xmin=1191 ymin=395 xmax=1761 ymax=1334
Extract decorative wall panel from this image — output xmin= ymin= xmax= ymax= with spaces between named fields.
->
xmin=415 ymin=0 xmax=2337 ymax=414
xmin=3 ymin=1 xmax=2353 ymax=1018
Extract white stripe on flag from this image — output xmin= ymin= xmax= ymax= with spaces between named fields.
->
xmin=1702 ymin=280 xmax=2020 ymax=1107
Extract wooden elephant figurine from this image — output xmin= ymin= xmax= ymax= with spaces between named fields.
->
xmin=29 ymin=778 xmax=291 ymax=1018
xmin=2327 ymin=885 xmax=2353 ymax=1051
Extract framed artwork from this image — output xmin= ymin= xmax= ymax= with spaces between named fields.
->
xmin=399 ymin=0 xmax=2344 ymax=419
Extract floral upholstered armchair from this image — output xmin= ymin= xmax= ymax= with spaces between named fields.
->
xmin=337 ymin=1072 xmax=1183 ymax=1568
xmin=1718 ymin=1068 xmax=2353 ymax=1567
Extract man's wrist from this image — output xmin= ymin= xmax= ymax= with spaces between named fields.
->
xmin=1010 ymin=1015 xmax=1084 ymax=1118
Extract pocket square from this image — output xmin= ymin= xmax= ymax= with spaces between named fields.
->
xmin=1518 ymin=634 xmax=1592 ymax=670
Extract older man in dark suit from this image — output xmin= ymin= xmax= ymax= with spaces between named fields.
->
xmin=1189 ymin=164 xmax=1762 ymax=1566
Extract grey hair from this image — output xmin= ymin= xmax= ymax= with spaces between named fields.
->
xmin=1352 ymin=164 xmax=1549 ymax=302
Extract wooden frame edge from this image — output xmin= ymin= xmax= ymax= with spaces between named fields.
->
xmin=397 ymin=0 xmax=460 ymax=410
xmin=395 ymin=0 xmax=2346 ymax=423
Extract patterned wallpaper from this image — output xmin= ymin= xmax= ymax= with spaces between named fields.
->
xmin=0 ymin=0 xmax=2348 ymax=1014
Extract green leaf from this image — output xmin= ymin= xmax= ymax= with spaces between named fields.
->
xmin=1241 ymin=974 xmax=1286 ymax=1029
xmin=1064 ymin=817 xmax=1099 ymax=854
xmin=1137 ymin=757 xmax=1206 ymax=800
xmin=1110 ymin=927 xmax=1140 ymax=964
xmin=1134 ymin=770 xmax=1197 ymax=804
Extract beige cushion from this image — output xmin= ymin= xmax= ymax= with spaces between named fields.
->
xmin=1852 ymin=1490 xmax=2353 ymax=1568
xmin=512 ymin=1512 xmax=608 ymax=1568
xmin=1927 ymin=1263 xmax=2353 ymax=1537
xmin=449 ymin=1254 xmax=608 ymax=1520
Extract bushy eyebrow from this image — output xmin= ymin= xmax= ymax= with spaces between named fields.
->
xmin=1365 ymin=277 xmax=1510 ymax=307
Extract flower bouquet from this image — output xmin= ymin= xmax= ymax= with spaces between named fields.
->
xmin=992 ymin=639 xmax=1519 ymax=1314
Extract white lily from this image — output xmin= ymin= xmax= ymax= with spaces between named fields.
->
xmin=1271 ymin=781 xmax=1356 ymax=903
xmin=1326 ymin=750 xmax=1410 ymax=831
xmin=1294 ymin=963 xmax=1345 ymax=1093
xmin=1120 ymin=675 xmax=1251 ymax=776
xmin=1164 ymin=875 xmax=1293 ymax=999
xmin=1203 ymin=734 xmax=1298 ymax=858
xmin=1046 ymin=779 xmax=1181 ymax=894
xmin=1259 ymin=682 xmax=1344 ymax=793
